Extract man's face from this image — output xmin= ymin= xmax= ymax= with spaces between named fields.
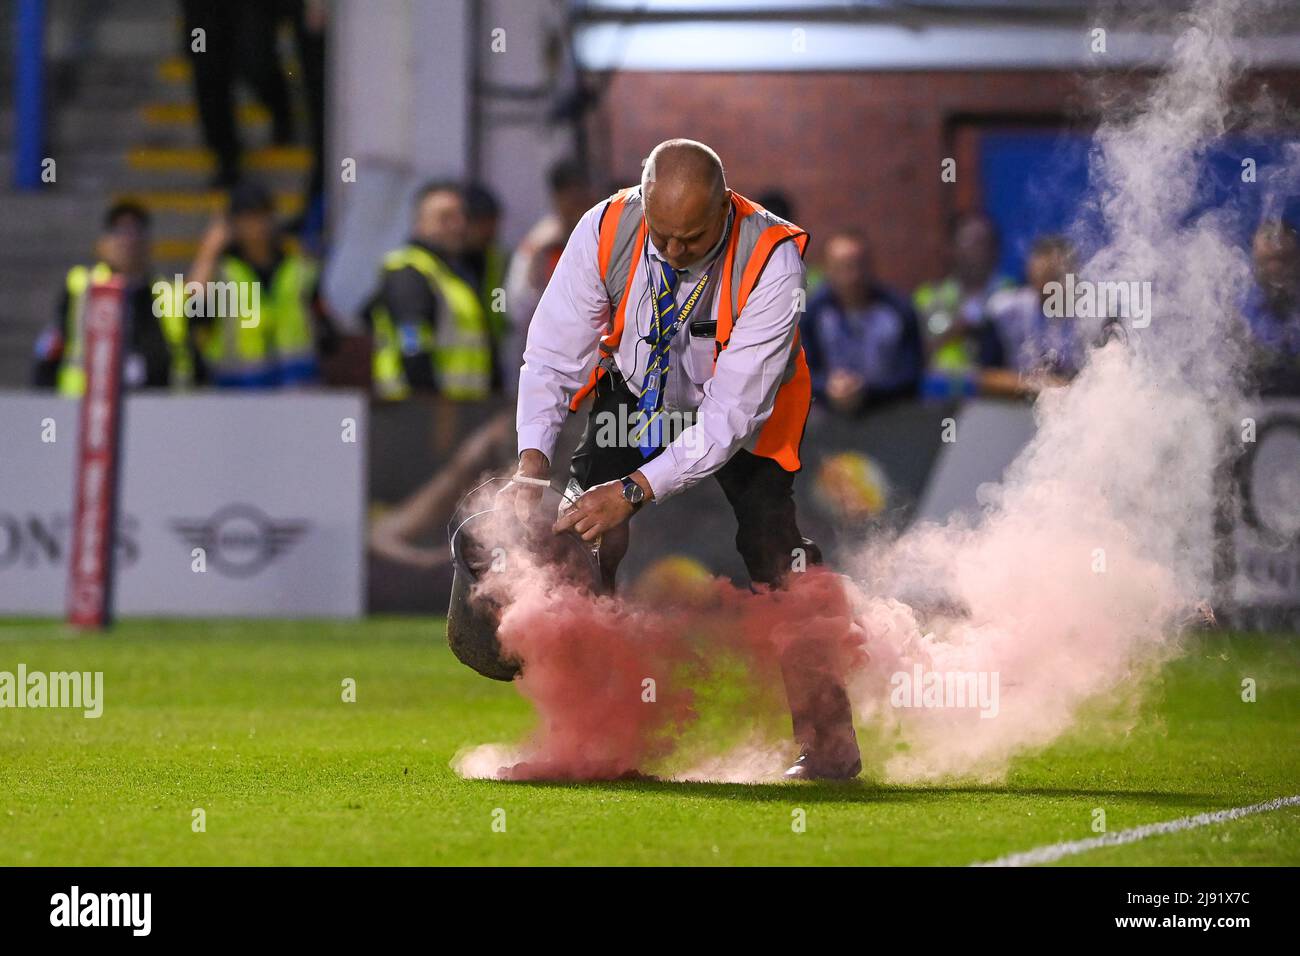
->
xmin=953 ymin=218 xmax=998 ymax=283
xmin=823 ymin=236 xmax=870 ymax=300
xmin=1252 ymin=229 xmax=1299 ymax=296
xmin=644 ymin=184 xmax=728 ymax=272
xmin=231 ymin=210 xmax=274 ymax=250
xmin=100 ymin=216 xmax=149 ymax=275
xmin=1028 ymin=248 xmax=1070 ymax=297
xmin=415 ymin=190 xmax=467 ymax=255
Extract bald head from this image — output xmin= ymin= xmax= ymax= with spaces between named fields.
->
xmin=641 ymin=139 xmax=730 ymax=271
xmin=642 ymin=139 xmax=725 ymax=198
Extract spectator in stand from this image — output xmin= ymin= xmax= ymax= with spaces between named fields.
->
xmin=1240 ymin=218 xmax=1300 ymax=394
xmin=801 ymin=229 xmax=922 ymax=415
xmin=33 ymin=200 xmax=197 ymax=395
xmin=502 ymin=159 xmax=597 ymax=394
xmin=189 ymin=181 xmax=338 ymax=388
xmin=364 ymin=182 xmax=493 ymax=401
xmin=913 ymin=212 xmax=1012 ymax=395
xmin=983 ymin=235 xmax=1087 ymax=396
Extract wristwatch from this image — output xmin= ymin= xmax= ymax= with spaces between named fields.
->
xmin=620 ymin=476 xmax=646 ymax=511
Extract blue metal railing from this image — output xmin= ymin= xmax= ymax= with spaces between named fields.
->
xmin=14 ymin=0 xmax=46 ymax=190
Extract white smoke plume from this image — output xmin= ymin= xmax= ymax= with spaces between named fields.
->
xmin=845 ymin=0 xmax=1289 ymax=782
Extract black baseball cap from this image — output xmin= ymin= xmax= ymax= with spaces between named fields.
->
xmin=228 ymin=181 xmax=275 ymax=216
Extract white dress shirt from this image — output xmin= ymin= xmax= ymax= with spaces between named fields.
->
xmin=517 ymin=199 xmax=806 ymax=500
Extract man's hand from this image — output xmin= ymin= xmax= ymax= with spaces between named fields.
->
xmin=827 ymin=369 xmax=866 ymax=414
xmin=555 ymin=468 xmax=653 ymax=542
xmin=501 ymin=449 xmax=550 ymax=523
xmin=553 ymin=480 xmax=635 ymax=541
xmin=187 ymin=215 xmax=232 ymax=290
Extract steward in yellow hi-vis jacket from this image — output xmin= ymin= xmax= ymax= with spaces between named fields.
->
xmin=33 ymin=201 xmax=197 ymax=394
xmin=365 ymin=181 xmax=493 ymax=401
xmin=188 ymin=181 xmax=338 ymax=388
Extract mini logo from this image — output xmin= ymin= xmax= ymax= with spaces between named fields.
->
xmin=171 ymin=504 xmax=308 ymax=577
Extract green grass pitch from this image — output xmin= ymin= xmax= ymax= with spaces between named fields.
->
xmin=0 ymin=618 xmax=1296 ymax=866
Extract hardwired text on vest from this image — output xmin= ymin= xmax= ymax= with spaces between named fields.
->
xmin=153 ymin=275 xmax=261 ymax=328
xmin=49 ymin=886 xmax=151 ymax=936
xmin=0 ymin=665 xmax=103 ymax=718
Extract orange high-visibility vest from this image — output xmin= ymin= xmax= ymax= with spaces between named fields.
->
xmin=569 ymin=187 xmax=812 ymax=472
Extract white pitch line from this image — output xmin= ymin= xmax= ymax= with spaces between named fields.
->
xmin=971 ymin=794 xmax=1300 ymax=867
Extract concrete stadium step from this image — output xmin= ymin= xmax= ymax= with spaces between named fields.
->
xmin=0 ymin=192 xmax=103 ymax=250
xmin=142 ymin=101 xmax=272 ymax=128
xmin=158 ymin=56 xmax=189 ymax=86
xmin=155 ymin=55 xmax=305 ymax=88
xmin=111 ymin=169 xmax=310 ymax=199
xmin=0 ymin=189 xmax=106 ymax=387
xmin=27 ymin=95 xmax=296 ymax=154
xmin=118 ymin=188 xmax=305 ymax=218
xmin=46 ymin=2 xmax=178 ymax=61
xmin=39 ymin=107 xmax=285 ymax=154
xmin=30 ymin=105 xmax=178 ymax=153
xmin=127 ymin=145 xmax=312 ymax=175
xmin=46 ymin=57 xmax=161 ymax=111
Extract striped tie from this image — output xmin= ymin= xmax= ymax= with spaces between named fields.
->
xmin=631 ymin=261 xmax=685 ymax=456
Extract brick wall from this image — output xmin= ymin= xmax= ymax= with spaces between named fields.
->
xmin=585 ymin=69 xmax=1300 ymax=293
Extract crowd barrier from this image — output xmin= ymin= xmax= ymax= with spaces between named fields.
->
xmin=1 ymin=391 xmax=1293 ymax=629
xmin=0 ymin=392 xmax=366 ymax=617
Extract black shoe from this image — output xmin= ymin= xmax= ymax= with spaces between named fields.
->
xmin=784 ymin=749 xmax=862 ymax=781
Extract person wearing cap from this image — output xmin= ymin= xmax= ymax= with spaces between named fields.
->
xmin=510 ymin=139 xmax=861 ymax=780
xmin=34 ymin=200 xmax=196 ymax=395
xmin=365 ymin=181 xmax=493 ymax=401
xmin=189 ymin=181 xmax=336 ymax=388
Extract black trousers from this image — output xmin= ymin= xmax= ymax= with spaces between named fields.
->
xmin=181 ymin=0 xmax=296 ymax=185
xmin=567 ymin=369 xmax=852 ymax=751
xmin=569 ymin=367 xmax=820 ymax=590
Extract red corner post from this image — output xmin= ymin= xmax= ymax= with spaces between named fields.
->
xmin=67 ymin=278 xmax=127 ymax=630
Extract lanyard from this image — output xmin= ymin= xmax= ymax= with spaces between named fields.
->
xmin=650 ymin=265 xmax=711 ymax=346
